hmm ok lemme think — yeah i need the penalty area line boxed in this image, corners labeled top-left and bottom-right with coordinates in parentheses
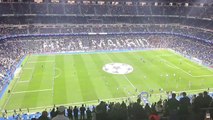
top-left (5, 95), bottom-right (137, 112)
top-left (176, 88), bottom-right (213, 93)
top-left (23, 68), bottom-right (33, 70)
top-left (162, 58), bottom-right (193, 77)
top-left (193, 74), bottom-right (213, 78)
top-left (2, 70), bottom-right (24, 110)
top-left (162, 58), bottom-right (213, 78)
top-left (12, 89), bottom-right (53, 94)
top-left (17, 80), bottom-right (30, 83)
top-left (27, 61), bottom-right (54, 64)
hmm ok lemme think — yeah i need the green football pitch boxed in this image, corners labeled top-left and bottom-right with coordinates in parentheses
top-left (1, 49), bottom-right (213, 112)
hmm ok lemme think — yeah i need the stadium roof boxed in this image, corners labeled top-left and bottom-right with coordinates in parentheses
top-left (1, 0), bottom-right (213, 4)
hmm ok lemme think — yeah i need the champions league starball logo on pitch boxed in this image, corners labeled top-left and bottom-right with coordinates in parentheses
top-left (102, 63), bottom-right (134, 74)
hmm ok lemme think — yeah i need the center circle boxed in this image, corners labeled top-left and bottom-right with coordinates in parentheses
top-left (102, 63), bottom-right (133, 75)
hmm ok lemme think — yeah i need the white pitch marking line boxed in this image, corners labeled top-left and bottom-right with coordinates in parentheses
top-left (193, 74), bottom-right (213, 77)
top-left (169, 50), bottom-right (213, 74)
top-left (157, 54), bottom-right (176, 57)
top-left (28, 66), bottom-right (36, 82)
top-left (176, 88), bottom-right (213, 93)
top-left (163, 59), bottom-right (213, 78)
top-left (147, 88), bottom-right (213, 97)
top-left (23, 68), bottom-right (33, 70)
top-left (14, 87), bottom-right (212, 112)
top-left (52, 60), bottom-right (56, 98)
top-left (17, 81), bottom-right (30, 83)
top-left (54, 68), bottom-right (62, 78)
top-left (28, 61), bottom-right (54, 63)
top-left (162, 58), bottom-right (193, 77)
top-left (163, 60), bottom-right (177, 69)
top-left (3, 62), bottom-right (36, 110)
top-left (2, 71), bottom-right (23, 110)
top-left (6, 95), bottom-right (137, 112)
top-left (123, 75), bottom-right (137, 91)
top-left (12, 89), bottom-right (53, 94)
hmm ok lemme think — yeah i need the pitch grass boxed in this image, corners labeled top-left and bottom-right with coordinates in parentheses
top-left (1, 49), bottom-right (213, 112)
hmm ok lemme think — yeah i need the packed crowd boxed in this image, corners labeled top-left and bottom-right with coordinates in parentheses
top-left (0, 24), bottom-right (212, 41)
top-left (2, 91), bottom-right (213, 120)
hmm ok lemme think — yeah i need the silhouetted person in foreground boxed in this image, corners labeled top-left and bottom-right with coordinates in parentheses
top-left (167, 93), bottom-right (179, 120)
top-left (179, 92), bottom-right (191, 120)
top-left (202, 91), bottom-right (212, 120)
top-left (149, 110), bottom-right (160, 120)
top-left (74, 106), bottom-right (79, 120)
top-left (131, 98), bottom-right (148, 120)
top-left (193, 93), bottom-right (204, 120)
top-left (38, 111), bottom-right (50, 120)
top-left (203, 91), bottom-right (212, 108)
top-left (86, 107), bottom-right (92, 120)
top-left (80, 104), bottom-right (86, 120)
top-left (96, 101), bottom-right (107, 120)
top-left (67, 106), bottom-right (73, 120)
top-left (52, 106), bottom-right (69, 120)
top-left (50, 107), bottom-right (57, 118)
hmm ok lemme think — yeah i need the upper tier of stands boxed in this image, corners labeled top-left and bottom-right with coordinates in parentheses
top-left (0, 1), bottom-right (212, 19)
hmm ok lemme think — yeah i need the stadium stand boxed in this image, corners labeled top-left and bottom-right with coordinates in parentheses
top-left (0, 0), bottom-right (212, 120)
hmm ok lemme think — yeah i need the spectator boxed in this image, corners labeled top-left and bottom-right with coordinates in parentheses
top-left (149, 110), bottom-right (160, 120)
top-left (203, 91), bottom-right (212, 108)
top-left (120, 101), bottom-right (128, 120)
top-left (193, 92), bottom-right (204, 120)
top-left (37, 111), bottom-right (50, 120)
top-left (52, 106), bottom-right (69, 120)
top-left (179, 92), bottom-right (191, 120)
top-left (80, 104), bottom-right (86, 120)
top-left (155, 100), bottom-right (163, 114)
top-left (131, 98), bottom-right (148, 120)
top-left (145, 103), bottom-right (152, 116)
top-left (67, 106), bottom-right (73, 120)
top-left (167, 93), bottom-right (179, 120)
top-left (74, 106), bottom-right (79, 120)
top-left (86, 107), bottom-right (92, 120)
top-left (96, 101), bottom-right (107, 120)
top-left (50, 107), bottom-right (56, 118)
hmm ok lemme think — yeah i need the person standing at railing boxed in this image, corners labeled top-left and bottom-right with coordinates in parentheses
top-left (67, 106), bottom-right (73, 120)
top-left (80, 104), bottom-right (86, 120)
top-left (52, 106), bottom-right (69, 120)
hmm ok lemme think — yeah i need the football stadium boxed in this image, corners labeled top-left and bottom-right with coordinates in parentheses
top-left (0, 0), bottom-right (212, 120)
